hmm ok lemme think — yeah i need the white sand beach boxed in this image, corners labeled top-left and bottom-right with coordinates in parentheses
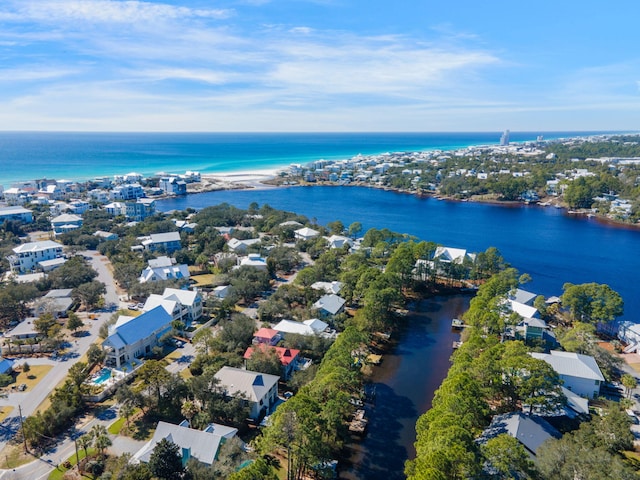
top-left (191, 168), bottom-right (282, 193)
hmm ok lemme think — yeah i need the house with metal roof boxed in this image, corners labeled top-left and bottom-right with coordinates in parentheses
top-left (478, 412), bottom-right (561, 458)
top-left (214, 366), bottom-right (280, 420)
top-left (102, 306), bottom-right (173, 369)
top-left (139, 256), bottom-right (190, 284)
top-left (530, 350), bottom-right (605, 399)
top-left (132, 420), bottom-right (238, 466)
top-left (139, 231), bottom-right (182, 254)
top-left (313, 294), bottom-right (346, 317)
top-left (9, 240), bottom-right (64, 273)
top-left (273, 318), bottom-right (329, 336)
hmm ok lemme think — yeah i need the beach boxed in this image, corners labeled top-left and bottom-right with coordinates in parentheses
top-left (188, 168), bottom-right (281, 193)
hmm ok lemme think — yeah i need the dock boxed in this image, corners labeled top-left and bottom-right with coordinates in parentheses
top-left (451, 318), bottom-right (465, 329)
top-left (349, 409), bottom-right (368, 434)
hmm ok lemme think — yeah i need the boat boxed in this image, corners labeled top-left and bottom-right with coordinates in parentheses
top-left (451, 318), bottom-right (464, 329)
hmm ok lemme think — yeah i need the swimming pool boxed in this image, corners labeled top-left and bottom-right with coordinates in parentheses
top-left (92, 368), bottom-right (112, 385)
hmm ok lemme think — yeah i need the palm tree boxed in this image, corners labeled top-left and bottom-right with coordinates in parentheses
top-left (181, 400), bottom-right (199, 426)
top-left (78, 433), bottom-right (93, 459)
top-left (90, 425), bottom-right (111, 459)
top-left (120, 402), bottom-right (135, 431)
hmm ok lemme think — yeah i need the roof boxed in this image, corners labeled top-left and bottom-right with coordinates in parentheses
top-left (325, 235), bottom-right (353, 248)
top-left (273, 318), bottom-right (328, 336)
top-left (510, 288), bottom-right (537, 306)
top-left (480, 412), bottom-right (561, 455)
top-left (143, 294), bottom-right (179, 315)
top-left (240, 255), bottom-right (267, 268)
top-left (13, 240), bottom-right (62, 254)
top-left (214, 366), bottom-right (279, 403)
top-left (149, 231), bottom-right (181, 243)
top-left (561, 387), bottom-right (590, 416)
top-left (311, 281), bottom-right (344, 294)
top-left (244, 344), bottom-right (301, 366)
top-left (313, 294), bottom-right (346, 315)
top-left (294, 227), bottom-right (320, 237)
top-left (44, 289), bottom-right (73, 298)
top-left (104, 306), bottom-right (172, 348)
top-left (132, 421), bottom-right (237, 465)
top-left (0, 358), bottom-right (15, 374)
top-left (148, 256), bottom-right (174, 268)
top-left (163, 288), bottom-right (199, 307)
top-left (530, 350), bottom-right (605, 382)
top-left (139, 264), bottom-right (189, 283)
top-left (509, 300), bottom-right (538, 319)
top-left (0, 206), bottom-right (32, 215)
top-left (433, 246), bottom-right (468, 263)
top-left (6, 319), bottom-right (38, 337)
top-left (254, 328), bottom-right (280, 340)
top-left (51, 213), bottom-right (82, 224)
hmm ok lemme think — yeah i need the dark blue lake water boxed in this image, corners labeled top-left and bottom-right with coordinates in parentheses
top-left (158, 185), bottom-right (640, 479)
top-left (158, 185), bottom-right (640, 318)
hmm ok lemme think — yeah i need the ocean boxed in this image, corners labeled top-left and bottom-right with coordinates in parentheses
top-left (0, 131), bottom-right (606, 188)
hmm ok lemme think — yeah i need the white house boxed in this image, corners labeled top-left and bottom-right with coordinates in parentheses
top-left (102, 306), bottom-right (173, 369)
top-left (294, 227), bottom-right (320, 241)
top-left (213, 285), bottom-right (232, 299)
top-left (227, 238), bottom-right (261, 254)
top-left (273, 318), bottom-right (329, 336)
top-left (239, 253), bottom-right (268, 270)
top-left (432, 246), bottom-right (476, 264)
top-left (132, 420), bottom-right (238, 466)
top-left (311, 281), bottom-right (344, 295)
top-left (139, 257), bottom-right (190, 284)
top-left (530, 350), bottom-right (605, 399)
top-left (110, 183), bottom-right (144, 201)
top-left (143, 287), bottom-right (203, 324)
top-left (213, 366), bottom-right (280, 420)
top-left (0, 206), bottom-right (33, 224)
top-left (325, 235), bottom-right (353, 249)
top-left (51, 213), bottom-right (83, 235)
top-left (9, 240), bottom-right (64, 273)
top-left (139, 232), bottom-right (182, 254)
top-left (159, 177), bottom-right (187, 196)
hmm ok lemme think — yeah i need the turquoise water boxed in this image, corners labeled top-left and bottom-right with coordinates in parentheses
top-left (0, 131), bottom-right (607, 187)
top-left (92, 368), bottom-right (112, 385)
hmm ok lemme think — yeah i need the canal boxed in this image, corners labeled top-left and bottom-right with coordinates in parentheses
top-left (341, 294), bottom-right (471, 480)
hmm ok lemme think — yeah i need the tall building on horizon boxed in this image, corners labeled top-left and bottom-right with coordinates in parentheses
top-left (500, 129), bottom-right (510, 146)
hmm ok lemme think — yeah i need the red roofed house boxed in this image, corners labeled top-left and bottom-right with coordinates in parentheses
top-left (244, 344), bottom-right (301, 379)
top-left (252, 328), bottom-right (282, 346)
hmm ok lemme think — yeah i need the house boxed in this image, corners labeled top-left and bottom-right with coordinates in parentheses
top-left (514, 317), bottom-right (557, 347)
top-left (509, 288), bottom-right (537, 306)
top-left (227, 238), bottom-right (261, 254)
top-left (5, 319), bottom-right (39, 340)
top-left (507, 300), bottom-right (539, 319)
top-left (9, 240), bottom-right (64, 273)
top-left (94, 230), bottom-right (119, 242)
top-left (51, 213), bottom-right (83, 235)
top-left (68, 200), bottom-right (91, 215)
top-left (143, 288), bottom-right (203, 324)
top-left (139, 257), bottom-right (190, 284)
top-left (0, 358), bottom-right (15, 375)
top-left (213, 285), bottom-right (232, 299)
top-left (104, 201), bottom-right (127, 217)
top-left (325, 235), bottom-right (353, 249)
top-left (273, 318), bottom-right (329, 337)
top-left (213, 366), bottom-right (280, 420)
top-left (102, 306), bottom-right (173, 369)
top-left (294, 227), bottom-right (320, 241)
top-left (239, 253), bottom-right (268, 270)
top-left (530, 350), bottom-right (605, 399)
top-left (132, 420), bottom-right (238, 466)
top-left (109, 183), bottom-right (144, 201)
top-left (159, 177), bottom-right (187, 196)
top-left (433, 246), bottom-right (476, 264)
top-left (478, 412), bottom-right (561, 458)
top-left (253, 328), bottom-right (282, 346)
top-left (35, 289), bottom-right (75, 318)
top-left (313, 294), bottom-right (346, 317)
top-left (311, 281), bottom-right (344, 295)
top-left (140, 232), bottom-right (182, 254)
top-left (126, 198), bottom-right (156, 221)
top-left (0, 206), bottom-right (33, 224)
top-left (244, 344), bottom-right (301, 379)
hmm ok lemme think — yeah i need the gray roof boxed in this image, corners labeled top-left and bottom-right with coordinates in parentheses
top-left (149, 231), bottom-right (181, 243)
top-left (214, 366), bottom-right (279, 403)
top-left (530, 350), bottom-right (605, 382)
top-left (313, 294), bottom-right (346, 315)
top-left (510, 288), bottom-right (537, 305)
top-left (13, 240), bottom-right (62, 254)
top-left (480, 412), bottom-right (561, 455)
top-left (133, 421), bottom-right (237, 465)
top-left (44, 289), bottom-right (73, 298)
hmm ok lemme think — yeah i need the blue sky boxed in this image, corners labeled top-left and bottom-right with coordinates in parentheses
top-left (0, 0), bottom-right (638, 132)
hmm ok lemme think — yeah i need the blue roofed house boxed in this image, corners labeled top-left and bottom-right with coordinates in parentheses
top-left (101, 306), bottom-right (173, 369)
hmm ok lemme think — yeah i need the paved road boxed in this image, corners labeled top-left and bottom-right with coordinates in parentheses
top-left (0, 251), bottom-right (122, 477)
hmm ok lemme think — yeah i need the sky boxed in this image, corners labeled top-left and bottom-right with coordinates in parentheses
top-left (0, 0), bottom-right (639, 132)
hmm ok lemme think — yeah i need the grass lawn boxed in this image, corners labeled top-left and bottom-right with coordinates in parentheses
top-left (14, 364), bottom-right (53, 392)
top-left (191, 273), bottom-right (216, 287)
top-left (108, 407), bottom-right (141, 435)
top-left (0, 406), bottom-right (14, 422)
top-left (48, 448), bottom-right (97, 480)
top-left (0, 443), bottom-right (34, 469)
top-left (180, 368), bottom-right (193, 380)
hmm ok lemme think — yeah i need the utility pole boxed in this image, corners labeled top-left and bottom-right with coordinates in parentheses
top-left (18, 405), bottom-right (28, 454)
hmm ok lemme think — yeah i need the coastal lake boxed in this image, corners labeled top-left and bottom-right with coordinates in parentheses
top-left (157, 185), bottom-right (640, 476)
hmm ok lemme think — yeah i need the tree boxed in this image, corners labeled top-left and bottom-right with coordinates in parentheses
top-left (148, 438), bottom-right (186, 480)
top-left (245, 345), bottom-right (282, 377)
top-left (66, 312), bottom-right (84, 334)
top-left (78, 433), bottom-right (93, 458)
top-left (22, 362), bottom-right (30, 373)
top-left (91, 424), bottom-right (112, 459)
top-left (181, 400), bottom-right (199, 425)
top-left (621, 373), bottom-right (637, 399)
top-left (348, 221), bottom-right (362, 239)
top-left (120, 402), bottom-right (135, 430)
top-left (34, 312), bottom-right (57, 337)
top-left (72, 280), bottom-right (107, 311)
top-left (87, 344), bottom-right (106, 365)
top-left (136, 360), bottom-right (171, 405)
top-left (561, 282), bottom-right (623, 324)
top-left (47, 256), bottom-right (98, 289)
top-left (481, 434), bottom-right (537, 479)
